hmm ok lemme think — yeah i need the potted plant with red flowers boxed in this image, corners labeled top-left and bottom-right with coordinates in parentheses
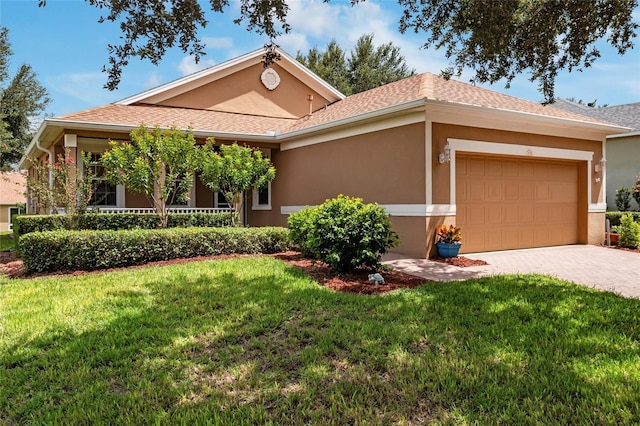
top-left (435, 224), bottom-right (462, 258)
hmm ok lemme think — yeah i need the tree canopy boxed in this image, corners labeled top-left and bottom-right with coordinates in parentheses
top-left (198, 141), bottom-right (275, 226)
top-left (38, 0), bottom-right (638, 102)
top-left (101, 126), bottom-right (199, 227)
top-left (0, 27), bottom-right (50, 170)
top-left (296, 34), bottom-right (415, 95)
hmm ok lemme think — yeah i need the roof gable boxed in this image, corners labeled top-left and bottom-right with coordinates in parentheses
top-left (116, 48), bottom-right (345, 119)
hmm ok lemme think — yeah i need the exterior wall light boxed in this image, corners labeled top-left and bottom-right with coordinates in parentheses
top-left (439, 142), bottom-right (451, 164)
top-left (595, 157), bottom-right (606, 173)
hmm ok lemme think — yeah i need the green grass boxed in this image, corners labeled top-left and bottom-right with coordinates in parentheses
top-left (1, 257), bottom-right (639, 424)
top-left (0, 232), bottom-right (13, 251)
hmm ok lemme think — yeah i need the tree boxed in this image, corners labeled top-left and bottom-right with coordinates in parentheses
top-left (297, 35), bottom-right (415, 95)
top-left (38, 1), bottom-right (637, 103)
top-left (26, 148), bottom-right (97, 227)
top-left (397, 0), bottom-right (638, 103)
top-left (0, 27), bottom-right (50, 170)
top-left (101, 126), bottom-right (199, 228)
top-left (296, 40), bottom-right (351, 95)
top-left (198, 141), bottom-right (275, 226)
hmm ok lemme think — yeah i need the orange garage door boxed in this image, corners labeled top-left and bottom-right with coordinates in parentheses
top-left (456, 155), bottom-right (579, 253)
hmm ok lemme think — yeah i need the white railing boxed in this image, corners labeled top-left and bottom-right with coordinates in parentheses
top-left (98, 207), bottom-right (233, 214)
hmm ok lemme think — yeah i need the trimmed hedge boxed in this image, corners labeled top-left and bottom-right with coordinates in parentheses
top-left (606, 211), bottom-right (640, 227)
top-left (20, 226), bottom-right (290, 273)
top-left (14, 212), bottom-right (236, 247)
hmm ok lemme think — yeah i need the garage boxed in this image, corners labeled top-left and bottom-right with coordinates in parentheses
top-left (456, 154), bottom-right (580, 253)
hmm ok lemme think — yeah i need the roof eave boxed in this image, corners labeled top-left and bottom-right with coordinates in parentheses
top-left (425, 99), bottom-right (630, 135)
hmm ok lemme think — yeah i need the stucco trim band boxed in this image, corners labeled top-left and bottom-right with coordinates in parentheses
top-left (281, 204), bottom-right (455, 217)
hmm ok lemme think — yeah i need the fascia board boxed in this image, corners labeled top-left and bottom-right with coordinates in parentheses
top-left (607, 130), bottom-right (640, 139)
top-left (427, 99), bottom-right (631, 135)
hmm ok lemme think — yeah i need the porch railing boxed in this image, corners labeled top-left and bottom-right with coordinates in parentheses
top-left (98, 207), bottom-right (233, 214)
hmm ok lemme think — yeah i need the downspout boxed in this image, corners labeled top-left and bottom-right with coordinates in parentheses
top-left (35, 138), bottom-right (54, 214)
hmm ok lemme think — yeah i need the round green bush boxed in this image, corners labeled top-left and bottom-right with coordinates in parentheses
top-left (288, 195), bottom-right (398, 273)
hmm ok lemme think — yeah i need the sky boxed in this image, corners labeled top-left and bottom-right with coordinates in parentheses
top-left (0, 0), bottom-right (639, 120)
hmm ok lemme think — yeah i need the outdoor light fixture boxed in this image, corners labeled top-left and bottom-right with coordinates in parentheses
top-left (595, 157), bottom-right (606, 173)
top-left (439, 142), bottom-right (451, 164)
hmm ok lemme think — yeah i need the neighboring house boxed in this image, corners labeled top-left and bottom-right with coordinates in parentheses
top-left (554, 99), bottom-right (640, 211)
top-left (0, 172), bottom-right (26, 232)
top-left (19, 48), bottom-right (627, 257)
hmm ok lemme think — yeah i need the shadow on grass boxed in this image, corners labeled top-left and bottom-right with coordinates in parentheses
top-left (2, 258), bottom-right (640, 424)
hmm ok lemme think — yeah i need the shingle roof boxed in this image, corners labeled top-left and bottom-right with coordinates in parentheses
top-left (285, 73), bottom-right (608, 132)
top-left (57, 73), bottom-right (617, 137)
top-left (0, 172), bottom-right (26, 205)
top-left (59, 104), bottom-right (297, 135)
top-left (553, 99), bottom-right (640, 131)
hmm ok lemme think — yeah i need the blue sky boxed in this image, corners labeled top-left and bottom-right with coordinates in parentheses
top-left (1, 0), bottom-right (639, 119)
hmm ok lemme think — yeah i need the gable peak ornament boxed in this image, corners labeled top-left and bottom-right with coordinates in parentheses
top-left (261, 68), bottom-right (280, 90)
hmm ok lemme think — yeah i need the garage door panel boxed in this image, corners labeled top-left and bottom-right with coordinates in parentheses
top-left (457, 155), bottom-right (579, 253)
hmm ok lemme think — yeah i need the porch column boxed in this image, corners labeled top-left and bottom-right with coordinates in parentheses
top-left (64, 134), bottom-right (78, 181)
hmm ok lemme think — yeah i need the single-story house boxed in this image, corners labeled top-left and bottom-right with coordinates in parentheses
top-left (0, 171), bottom-right (26, 231)
top-left (19, 48), bottom-right (628, 257)
top-left (553, 99), bottom-right (640, 211)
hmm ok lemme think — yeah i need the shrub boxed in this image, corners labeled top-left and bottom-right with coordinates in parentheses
top-left (606, 211), bottom-right (640, 227)
top-left (618, 213), bottom-right (640, 249)
top-left (287, 206), bottom-right (315, 255)
top-left (615, 186), bottom-right (632, 211)
top-left (14, 212), bottom-right (236, 251)
top-left (633, 176), bottom-right (640, 208)
top-left (288, 195), bottom-right (398, 273)
top-left (20, 226), bottom-right (290, 273)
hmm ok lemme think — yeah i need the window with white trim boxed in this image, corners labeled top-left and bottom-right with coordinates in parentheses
top-left (88, 153), bottom-right (117, 206)
top-left (252, 148), bottom-right (272, 210)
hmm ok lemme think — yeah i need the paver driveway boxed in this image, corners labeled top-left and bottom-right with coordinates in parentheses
top-left (383, 245), bottom-right (640, 299)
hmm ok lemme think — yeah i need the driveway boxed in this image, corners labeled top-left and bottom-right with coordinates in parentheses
top-left (383, 245), bottom-right (640, 299)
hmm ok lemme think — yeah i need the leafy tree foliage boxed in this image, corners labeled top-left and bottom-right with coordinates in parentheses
top-left (297, 34), bottom-right (415, 95)
top-left (0, 27), bottom-right (50, 169)
top-left (398, 0), bottom-right (638, 102)
top-left (39, 1), bottom-right (637, 103)
top-left (296, 40), bottom-right (352, 95)
top-left (26, 149), bottom-right (97, 227)
top-left (101, 126), bottom-right (199, 227)
top-left (198, 141), bottom-right (275, 226)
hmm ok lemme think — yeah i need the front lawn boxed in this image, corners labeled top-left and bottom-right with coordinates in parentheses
top-left (1, 257), bottom-right (639, 424)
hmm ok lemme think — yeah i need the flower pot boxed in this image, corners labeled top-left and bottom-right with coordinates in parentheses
top-left (610, 232), bottom-right (619, 245)
top-left (436, 242), bottom-right (462, 258)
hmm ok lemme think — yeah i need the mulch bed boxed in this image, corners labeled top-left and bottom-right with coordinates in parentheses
top-left (0, 250), bottom-right (487, 295)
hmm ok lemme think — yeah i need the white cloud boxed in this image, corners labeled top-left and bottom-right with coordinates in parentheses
top-left (202, 36), bottom-right (234, 49)
top-left (275, 0), bottom-right (448, 75)
top-left (177, 56), bottom-right (217, 76)
top-left (142, 71), bottom-right (163, 89)
top-left (47, 72), bottom-right (121, 108)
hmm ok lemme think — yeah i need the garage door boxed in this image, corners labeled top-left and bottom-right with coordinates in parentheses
top-left (456, 155), bottom-right (579, 253)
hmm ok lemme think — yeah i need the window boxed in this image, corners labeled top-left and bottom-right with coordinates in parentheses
top-left (88, 153), bottom-right (117, 206)
top-left (214, 191), bottom-right (230, 209)
top-left (252, 148), bottom-right (272, 211)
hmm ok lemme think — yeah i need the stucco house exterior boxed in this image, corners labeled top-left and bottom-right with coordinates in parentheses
top-left (19, 48), bottom-right (627, 257)
top-left (553, 99), bottom-right (640, 211)
top-left (0, 172), bottom-right (26, 232)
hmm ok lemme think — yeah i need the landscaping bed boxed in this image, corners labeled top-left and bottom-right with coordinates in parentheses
top-left (0, 250), bottom-right (487, 294)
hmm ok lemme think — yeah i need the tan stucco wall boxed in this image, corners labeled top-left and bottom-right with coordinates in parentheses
top-left (0, 206), bottom-right (10, 232)
top-left (606, 135), bottom-right (640, 211)
top-left (588, 212), bottom-right (606, 245)
top-left (155, 63), bottom-right (333, 119)
top-left (248, 123), bottom-right (426, 255)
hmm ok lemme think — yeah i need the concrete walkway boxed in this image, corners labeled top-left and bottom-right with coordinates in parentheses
top-left (383, 245), bottom-right (640, 299)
